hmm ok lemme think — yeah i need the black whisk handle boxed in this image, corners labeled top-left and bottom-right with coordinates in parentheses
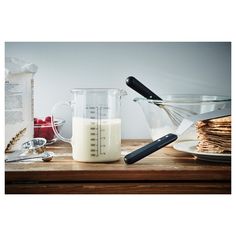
top-left (124, 133), bottom-right (178, 164)
top-left (126, 76), bottom-right (162, 100)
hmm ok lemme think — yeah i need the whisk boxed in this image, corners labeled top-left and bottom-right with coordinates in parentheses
top-left (126, 76), bottom-right (197, 126)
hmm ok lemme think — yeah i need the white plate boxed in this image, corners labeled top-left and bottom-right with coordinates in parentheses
top-left (173, 141), bottom-right (231, 163)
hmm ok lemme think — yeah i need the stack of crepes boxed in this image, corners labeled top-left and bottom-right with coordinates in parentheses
top-left (195, 116), bottom-right (231, 153)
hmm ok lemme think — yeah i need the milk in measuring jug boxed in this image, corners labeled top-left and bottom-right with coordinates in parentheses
top-left (72, 117), bottom-right (121, 162)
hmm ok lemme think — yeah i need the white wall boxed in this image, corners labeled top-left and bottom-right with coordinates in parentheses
top-left (5, 42), bottom-right (231, 139)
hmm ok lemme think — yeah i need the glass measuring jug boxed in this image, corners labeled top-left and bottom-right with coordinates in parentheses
top-left (51, 89), bottom-right (126, 162)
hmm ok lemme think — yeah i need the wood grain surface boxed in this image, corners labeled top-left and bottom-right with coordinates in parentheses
top-left (5, 140), bottom-right (231, 194)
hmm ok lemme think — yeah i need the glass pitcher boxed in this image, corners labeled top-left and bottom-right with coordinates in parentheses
top-left (51, 88), bottom-right (126, 162)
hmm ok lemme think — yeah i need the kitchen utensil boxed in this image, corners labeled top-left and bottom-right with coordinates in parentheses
top-left (21, 137), bottom-right (47, 153)
top-left (173, 141), bottom-right (231, 163)
top-left (124, 107), bottom-right (231, 164)
top-left (126, 76), bottom-right (197, 126)
top-left (5, 138), bottom-right (53, 162)
top-left (134, 95), bottom-right (231, 142)
top-left (5, 151), bottom-right (54, 162)
top-left (51, 88), bottom-right (127, 162)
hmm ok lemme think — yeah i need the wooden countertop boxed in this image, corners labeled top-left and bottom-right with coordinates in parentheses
top-left (5, 140), bottom-right (231, 194)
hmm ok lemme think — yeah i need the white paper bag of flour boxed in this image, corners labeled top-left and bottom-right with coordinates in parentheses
top-left (5, 57), bottom-right (38, 152)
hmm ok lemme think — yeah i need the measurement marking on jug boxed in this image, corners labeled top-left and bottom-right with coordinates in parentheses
top-left (100, 107), bottom-right (103, 155)
top-left (89, 106), bottom-right (108, 158)
top-left (96, 106), bottom-right (99, 157)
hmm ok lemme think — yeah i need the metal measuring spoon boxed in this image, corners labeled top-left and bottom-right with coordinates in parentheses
top-left (5, 138), bottom-right (54, 162)
top-left (41, 151), bottom-right (54, 162)
top-left (5, 151), bottom-right (54, 162)
top-left (22, 138), bottom-right (47, 154)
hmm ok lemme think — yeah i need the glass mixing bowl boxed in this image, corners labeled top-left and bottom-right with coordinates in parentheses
top-left (134, 95), bottom-right (231, 143)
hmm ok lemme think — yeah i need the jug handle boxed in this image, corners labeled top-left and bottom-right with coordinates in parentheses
top-left (51, 101), bottom-right (71, 144)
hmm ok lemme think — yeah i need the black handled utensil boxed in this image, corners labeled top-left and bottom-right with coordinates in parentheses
top-left (124, 107), bottom-right (231, 164)
top-left (126, 76), bottom-right (198, 126)
top-left (124, 133), bottom-right (177, 164)
top-left (126, 76), bottom-right (162, 100)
